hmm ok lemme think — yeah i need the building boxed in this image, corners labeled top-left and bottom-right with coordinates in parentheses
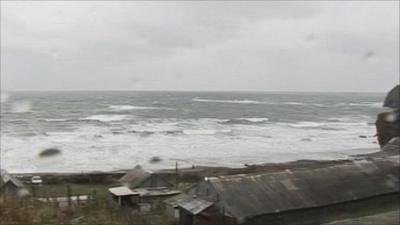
top-left (164, 193), bottom-right (193, 221)
top-left (0, 169), bottom-right (29, 199)
top-left (109, 166), bottom-right (180, 208)
top-left (119, 166), bottom-right (174, 189)
top-left (108, 186), bottom-right (138, 207)
top-left (175, 156), bottom-right (399, 225)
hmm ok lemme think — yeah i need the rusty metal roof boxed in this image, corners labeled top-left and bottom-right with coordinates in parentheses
top-left (200, 157), bottom-right (399, 221)
top-left (179, 198), bottom-right (214, 215)
top-left (108, 186), bottom-right (137, 196)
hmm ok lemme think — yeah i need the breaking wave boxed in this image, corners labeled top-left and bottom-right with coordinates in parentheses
top-left (109, 105), bottom-right (163, 111)
top-left (335, 102), bottom-right (382, 108)
top-left (283, 102), bottom-right (304, 105)
top-left (192, 98), bottom-right (265, 104)
top-left (81, 114), bottom-right (131, 122)
top-left (348, 102), bottom-right (382, 108)
top-left (40, 118), bottom-right (70, 122)
top-left (182, 129), bottom-right (232, 135)
top-left (221, 118), bottom-right (269, 125)
top-left (280, 121), bottom-right (326, 128)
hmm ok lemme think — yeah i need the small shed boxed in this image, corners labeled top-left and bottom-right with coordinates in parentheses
top-left (176, 157), bottom-right (400, 225)
top-left (383, 85), bottom-right (399, 109)
top-left (108, 186), bottom-right (139, 207)
top-left (0, 169), bottom-right (28, 199)
top-left (119, 166), bottom-right (173, 189)
top-left (109, 185), bottom-right (180, 208)
top-left (178, 198), bottom-right (215, 225)
top-left (164, 193), bottom-right (193, 220)
top-left (112, 166), bottom-right (179, 208)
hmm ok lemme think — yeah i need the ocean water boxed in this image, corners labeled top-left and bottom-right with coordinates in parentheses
top-left (0, 91), bottom-right (387, 173)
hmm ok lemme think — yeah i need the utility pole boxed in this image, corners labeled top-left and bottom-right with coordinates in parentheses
top-left (175, 161), bottom-right (179, 190)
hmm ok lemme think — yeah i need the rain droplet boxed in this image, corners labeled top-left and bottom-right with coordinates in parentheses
top-left (304, 33), bottom-right (315, 42)
top-left (149, 156), bottom-right (162, 163)
top-left (11, 101), bottom-right (32, 113)
top-left (39, 148), bottom-right (62, 158)
top-left (0, 92), bottom-right (10, 103)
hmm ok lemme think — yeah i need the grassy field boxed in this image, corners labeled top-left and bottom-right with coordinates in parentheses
top-left (0, 196), bottom-right (174, 225)
top-left (28, 183), bottom-right (110, 200)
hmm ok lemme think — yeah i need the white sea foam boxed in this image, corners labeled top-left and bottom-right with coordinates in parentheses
top-left (283, 102), bottom-right (304, 105)
top-left (81, 114), bottom-right (130, 122)
top-left (1, 117), bottom-right (379, 173)
top-left (1, 92), bottom-right (383, 173)
top-left (221, 118), bottom-right (270, 125)
top-left (334, 102), bottom-right (382, 108)
top-left (193, 99), bottom-right (328, 107)
top-left (239, 118), bottom-right (269, 122)
top-left (348, 102), bottom-right (382, 108)
top-left (41, 118), bottom-right (69, 122)
top-left (183, 129), bottom-right (231, 135)
top-left (109, 105), bottom-right (163, 111)
top-left (192, 98), bottom-right (264, 104)
top-left (1, 92), bottom-right (10, 103)
top-left (11, 101), bottom-right (32, 113)
top-left (279, 121), bottom-right (325, 128)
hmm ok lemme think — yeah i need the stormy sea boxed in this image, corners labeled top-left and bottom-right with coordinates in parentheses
top-left (0, 91), bottom-right (387, 173)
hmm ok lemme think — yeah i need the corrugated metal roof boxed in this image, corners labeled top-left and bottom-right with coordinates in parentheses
top-left (199, 157), bottom-right (399, 221)
top-left (108, 186), bottom-right (137, 196)
top-left (164, 193), bottom-right (192, 208)
top-left (132, 187), bottom-right (180, 197)
top-left (179, 198), bottom-right (214, 215)
top-left (119, 166), bottom-right (173, 189)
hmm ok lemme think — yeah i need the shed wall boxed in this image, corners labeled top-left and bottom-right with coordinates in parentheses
top-left (243, 192), bottom-right (399, 225)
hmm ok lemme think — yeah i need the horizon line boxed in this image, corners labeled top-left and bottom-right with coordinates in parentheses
top-left (2, 89), bottom-right (388, 94)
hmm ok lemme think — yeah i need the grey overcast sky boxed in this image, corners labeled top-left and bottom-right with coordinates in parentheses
top-left (1, 1), bottom-right (399, 92)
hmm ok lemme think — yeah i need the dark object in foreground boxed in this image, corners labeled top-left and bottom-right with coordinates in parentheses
top-left (376, 111), bottom-right (400, 147)
top-left (39, 148), bottom-right (61, 157)
top-left (175, 156), bottom-right (399, 225)
top-left (376, 85), bottom-right (400, 147)
top-left (383, 85), bottom-right (399, 108)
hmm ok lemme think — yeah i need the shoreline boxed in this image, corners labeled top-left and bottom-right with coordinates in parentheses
top-left (9, 158), bottom-right (357, 185)
top-left (11, 143), bottom-right (399, 185)
top-left (7, 146), bottom-right (381, 176)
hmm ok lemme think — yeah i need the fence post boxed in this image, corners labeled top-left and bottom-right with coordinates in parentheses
top-left (67, 185), bottom-right (71, 207)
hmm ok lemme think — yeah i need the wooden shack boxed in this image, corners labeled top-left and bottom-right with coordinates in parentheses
top-left (109, 166), bottom-right (179, 208)
top-left (164, 193), bottom-right (194, 221)
top-left (175, 156), bottom-right (400, 225)
top-left (119, 166), bottom-right (174, 189)
top-left (109, 186), bottom-right (139, 207)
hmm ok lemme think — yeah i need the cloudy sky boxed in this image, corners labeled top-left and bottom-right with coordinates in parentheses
top-left (1, 1), bottom-right (399, 92)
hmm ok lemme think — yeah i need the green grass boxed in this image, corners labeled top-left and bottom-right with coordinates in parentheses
top-left (1, 196), bottom-right (174, 225)
top-left (28, 183), bottom-right (109, 200)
